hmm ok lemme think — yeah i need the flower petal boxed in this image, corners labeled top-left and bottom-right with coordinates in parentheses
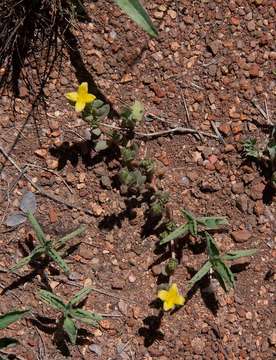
top-left (78, 82), bottom-right (88, 97)
top-left (84, 94), bottom-right (96, 103)
top-left (174, 294), bottom-right (185, 306)
top-left (66, 92), bottom-right (78, 102)
top-left (158, 290), bottom-right (169, 301)
top-left (163, 300), bottom-right (175, 311)
top-left (169, 283), bottom-right (179, 297)
top-left (75, 100), bottom-right (86, 112)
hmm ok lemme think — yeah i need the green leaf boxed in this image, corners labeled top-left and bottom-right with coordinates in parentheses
top-left (69, 288), bottom-right (92, 306)
top-left (38, 290), bottom-right (66, 312)
top-left (95, 140), bottom-right (109, 152)
top-left (91, 128), bottom-right (101, 137)
top-left (118, 168), bottom-right (131, 185)
top-left (0, 309), bottom-right (30, 329)
top-left (205, 232), bottom-right (220, 258)
top-left (188, 219), bottom-right (197, 236)
top-left (0, 337), bottom-right (18, 349)
top-left (63, 317), bottom-right (77, 345)
top-left (92, 100), bottom-right (104, 109)
top-left (121, 144), bottom-right (138, 165)
top-left (95, 104), bottom-right (110, 120)
top-left (131, 100), bottom-right (144, 122)
top-left (222, 249), bottom-right (257, 261)
top-left (48, 248), bottom-right (70, 274)
top-left (181, 208), bottom-right (195, 222)
top-left (212, 259), bottom-right (235, 291)
top-left (159, 223), bottom-right (189, 245)
top-left (27, 212), bottom-right (46, 245)
top-left (114, 0), bottom-right (158, 37)
top-left (197, 216), bottom-right (228, 229)
top-left (243, 139), bottom-right (260, 159)
top-left (70, 309), bottom-right (102, 326)
top-left (55, 225), bottom-right (85, 249)
top-left (10, 245), bottom-right (44, 272)
top-left (187, 261), bottom-right (212, 289)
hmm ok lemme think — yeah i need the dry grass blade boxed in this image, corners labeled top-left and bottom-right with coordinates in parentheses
top-left (0, 0), bottom-right (76, 97)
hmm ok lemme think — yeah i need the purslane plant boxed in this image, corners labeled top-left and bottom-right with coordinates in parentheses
top-left (38, 288), bottom-right (102, 344)
top-left (10, 212), bottom-right (85, 274)
top-left (66, 87), bottom-right (157, 195)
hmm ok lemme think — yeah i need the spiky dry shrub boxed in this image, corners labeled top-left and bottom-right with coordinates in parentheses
top-left (0, 0), bottom-right (82, 97)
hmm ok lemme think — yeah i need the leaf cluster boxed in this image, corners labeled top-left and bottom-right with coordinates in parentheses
top-left (39, 288), bottom-right (102, 344)
top-left (10, 212), bottom-right (85, 274)
top-left (159, 209), bottom-right (228, 245)
top-left (188, 232), bottom-right (256, 292)
top-left (149, 191), bottom-right (170, 218)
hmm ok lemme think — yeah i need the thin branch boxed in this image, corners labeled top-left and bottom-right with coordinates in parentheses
top-left (134, 127), bottom-right (219, 140)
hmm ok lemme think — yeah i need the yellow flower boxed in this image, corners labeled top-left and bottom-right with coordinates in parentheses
top-left (66, 82), bottom-right (96, 112)
top-left (158, 283), bottom-right (185, 311)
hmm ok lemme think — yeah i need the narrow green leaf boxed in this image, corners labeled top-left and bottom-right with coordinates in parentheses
top-left (0, 337), bottom-right (18, 349)
top-left (206, 232), bottom-right (220, 258)
top-left (63, 317), bottom-right (77, 344)
top-left (187, 261), bottom-right (211, 289)
top-left (10, 245), bottom-right (44, 271)
top-left (159, 223), bottom-right (189, 245)
top-left (55, 226), bottom-right (85, 249)
top-left (70, 309), bottom-right (102, 326)
top-left (197, 216), bottom-right (228, 229)
top-left (114, 0), bottom-right (158, 37)
top-left (188, 219), bottom-right (197, 236)
top-left (212, 259), bottom-right (235, 291)
top-left (48, 248), bottom-right (69, 274)
top-left (27, 212), bottom-right (46, 245)
top-left (38, 290), bottom-right (66, 312)
top-left (181, 208), bottom-right (195, 222)
top-left (0, 309), bottom-right (30, 329)
top-left (222, 249), bottom-right (257, 261)
top-left (69, 288), bottom-right (92, 306)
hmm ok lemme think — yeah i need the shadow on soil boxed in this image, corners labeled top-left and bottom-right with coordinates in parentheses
top-left (138, 312), bottom-right (164, 347)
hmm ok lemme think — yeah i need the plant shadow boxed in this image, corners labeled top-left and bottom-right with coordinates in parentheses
top-left (64, 28), bottom-right (118, 117)
top-left (138, 313), bottom-right (164, 347)
top-left (49, 140), bottom-right (120, 170)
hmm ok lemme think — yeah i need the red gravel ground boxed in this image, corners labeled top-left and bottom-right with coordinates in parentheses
top-left (0, 0), bottom-right (275, 359)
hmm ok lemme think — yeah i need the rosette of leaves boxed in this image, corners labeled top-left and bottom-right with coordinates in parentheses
top-left (149, 191), bottom-right (169, 218)
top-left (38, 288), bottom-right (102, 344)
top-left (118, 168), bottom-right (147, 194)
top-left (10, 212), bottom-right (85, 274)
top-left (187, 232), bottom-right (256, 292)
top-left (121, 143), bottom-right (139, 166)
top-left (140, 158), bottom-right (155, 182)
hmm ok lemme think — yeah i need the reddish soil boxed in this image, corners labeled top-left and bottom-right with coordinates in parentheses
top-left (0, 0), bottom-right (275, 359)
